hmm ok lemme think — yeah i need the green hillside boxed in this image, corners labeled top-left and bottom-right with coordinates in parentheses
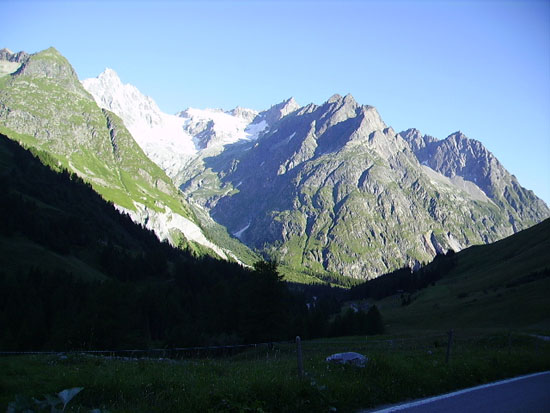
top-left (0, 133), bottom-right (179, 279)
top-left (0, 133), bottom-right (374, 351)
top-left (0, 133), bottom-right (296, 350)
top-left (351, 218), bottom-right (550, 331)
top-left (0, 49), bottom-right (181, 213)
top-left (0, 47), bottom-right (261, 262)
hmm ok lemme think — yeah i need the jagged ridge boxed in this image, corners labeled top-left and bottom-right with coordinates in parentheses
top-left (179, 94), bottom-right (549, 279)
top-left (3, 47), bottom-right (548, 280)
top-left (0, 47), bottom-right (244, 260)
top-left (399, 128), bottom-right (550, 230)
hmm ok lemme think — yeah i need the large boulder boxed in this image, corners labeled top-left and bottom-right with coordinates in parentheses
top-left (326, 352), bottom-right (368, 367)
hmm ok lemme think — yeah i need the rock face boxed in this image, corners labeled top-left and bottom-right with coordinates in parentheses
top-left (83, 68), bottom-right (279, 183)
top-left (178, 94), bottom-right (549, 279)
top-left (399, 129), bottom-right (549, 230)
top-left (0, 48), bottom-right (29, 63)
top-left (0, 48), bottom-right (239, 259)
top-left (4, 47), bottom-right (547, 280)
top-left (82, 68), bottom-right (197, 179)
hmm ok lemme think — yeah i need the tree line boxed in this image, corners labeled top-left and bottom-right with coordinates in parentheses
top-left (348, 251), bottom-right (457, 301)
top-left (0, 134), bottom-right (384, 351)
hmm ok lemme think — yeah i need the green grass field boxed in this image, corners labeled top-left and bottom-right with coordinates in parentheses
top-left (374, 219), bottom-right (550, 333)
top-left (2, 331), bottom-right (549, 412)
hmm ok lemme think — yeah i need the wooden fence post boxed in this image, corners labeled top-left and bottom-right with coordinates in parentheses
top-left (296, 336), bottom-right (304, 378)
top-left (445, 329), bottom-right (454, 364)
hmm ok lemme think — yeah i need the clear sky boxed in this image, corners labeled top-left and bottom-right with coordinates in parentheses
top-left (3, 0), bottom-right (550, 204)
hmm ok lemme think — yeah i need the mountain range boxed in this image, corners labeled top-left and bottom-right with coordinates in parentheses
top-left (0, 47), bottom-right (256, 264)
top-left (1, 47), bottom-right (548, 281)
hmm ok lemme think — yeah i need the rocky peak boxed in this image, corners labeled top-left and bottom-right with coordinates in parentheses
top-left (228, 106), bottom-right (258, 123)
top-left (399, 128), bottom-right (438, 152)
top-left (400, 128), bottom-right (423, 141)
top-left (358, 105), bottom-right (385, 130)
top-left (441, 131), bottom-right (488, 158)
top-left (404, 129), bottom-right (550, 222)
top-left (446, 130), bottom-right (468, 145)
top-left (83, 68), bottom-right (162, 127)
top-left (448, 130), bottom-right (467, 140)
top-left (406, 129), bottom-right (498, 183)
top-left (324, 93), bottom-right (358, 109)
top-left (315, 93), bottom-right (362, 134)
top-left (0, 48), bottom-right (29, 63)
top-left (13, 47), bottom-right (83, 95)
top-left (343, 93), bottom-right (357, 105)
top-left (255, 97), bottom-right (300, 126)
top-left (280, 97), bottom-right (300, 116)
top-left (327, 93), bottom-right (342, 104)
top-left (96, 67), bottom-right (123, 86)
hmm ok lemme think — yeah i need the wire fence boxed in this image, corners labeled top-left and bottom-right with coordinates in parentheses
top-left (1, 330), bottom-right (548, 366)
top-left (0, 341), bottom-right (292, 360)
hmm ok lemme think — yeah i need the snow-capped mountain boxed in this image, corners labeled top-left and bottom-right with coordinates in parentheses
top-left (82, 69), bottom-right (304, 186)
top-left (0, 48), bottom-right (261, 262)
top-left (177, 107), bottom-right (266, 150)
top-left (80, 65), bottom-right (549, 280)
top-left (82, 69), bottom-right (197, 179)
top-left (82, 69), bottom-right (282, 179)
top-left (177, 93), bottom-right (550, 278)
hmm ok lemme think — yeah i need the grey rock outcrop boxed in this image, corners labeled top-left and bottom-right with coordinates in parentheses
top-left (326, 352), bottom-right (368, 367)
top-left (180, 94), bottom-right (549, 279)
top-left (0, 48), bottom-right (29, 63)
top-left (400, 129), bottom-right (550, 228)
top-left (254, 97), bottom-right (301, 126)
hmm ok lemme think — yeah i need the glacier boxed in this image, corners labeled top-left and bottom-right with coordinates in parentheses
top-left (82, 69), bottom-right (198, 179)
top-left (81, 68), bottom-right (270, 259)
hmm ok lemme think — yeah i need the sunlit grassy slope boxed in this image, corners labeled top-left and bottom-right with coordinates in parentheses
top-left (0, 133), bottom-right (181, 280)
top-left (375, 219), bottom-right (550, 332)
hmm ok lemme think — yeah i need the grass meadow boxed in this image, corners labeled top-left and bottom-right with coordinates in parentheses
top-left (2, 330), bottom-right (549, 412)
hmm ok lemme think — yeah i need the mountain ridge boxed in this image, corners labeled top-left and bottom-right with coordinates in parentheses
top-left (80, 60), bottom-right (549, 279)
top-left (0, 47), bottom-right (255, 263)
top-left (3, 47), bottom-right (548, 281)
top-left (399, 128), bottom-right (549, 230)
top-left (176, 93), bottom-right (548, 278)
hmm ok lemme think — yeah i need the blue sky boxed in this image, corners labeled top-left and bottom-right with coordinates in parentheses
top-left (3, 0), bottom-right (550, 204)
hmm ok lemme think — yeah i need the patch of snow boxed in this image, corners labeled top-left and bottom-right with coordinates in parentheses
top-left (178, 108), bottom-right (267, 149)
top-left (245, 120), bottom-right (268, 139)
top-left (115, 203), bottom-right (227, 259)
top-left (446, 232), bottom-right (462, 252)
top-left (82, 69), bottom-right (197, 179)
top-left (0, 61), bottom-right (22, 76)
top-left (233, 222), bottom-right (251, 239)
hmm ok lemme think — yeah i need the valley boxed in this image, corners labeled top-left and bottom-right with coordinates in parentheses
top-left (81, 58), bottom-right (548, 280)
top-left (1, 46), bottom-right (549, 412)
